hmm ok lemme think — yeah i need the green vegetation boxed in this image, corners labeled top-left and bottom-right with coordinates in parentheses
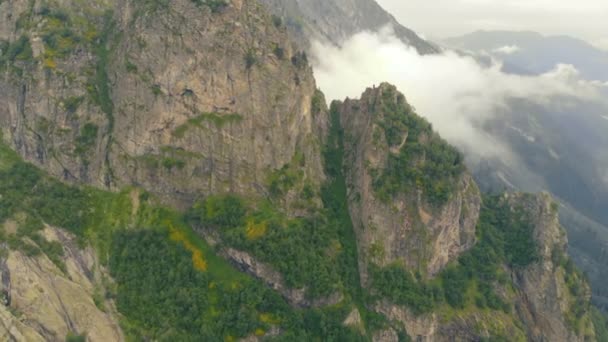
top-left (0, 36), bottom-right (33, 64)
top-left (371, 88), bottom-right (465, 206)
top-left (0, 140), bottom-right (364, 340)
top-left (311, 90), bottom-right (324, 116)
top-left (188, 196), bottom-right (342, 298)
top-left (74, 123), bottom-right (99, 156)
top-left (273, 44), bottom-right (285, 60)
top-left (191, 0), bottom-right (228, 12)
top-left (370, 195), bottom-right (539, 314)
top-left (267, 155), bottom-right (305, 198)
top-left (65, 332), bottom-right (86, 342)
top-left (150, 84), bottom-right (162, 96)
top-left (172, 112), bottom-right (243, 138)
top-left (245, 49), bottom-right (257, 69)
top-left (591, 307), bottom-right (608, 342)
top-left (555, 248), bottom-right (592, 333)
top-left (87, 10), bottom-right (115, 123)
top-left (111, 229), bottom-right (280, 340)
top-left (39, 8), bottom-right (82, 64)
top-left (272, 14), bottom-right (283, 28)
top-left (322, 103), bottom-right (365, 300)
top-left (370, 264), bottom-right (438, 314)
top-left (62, 96), bottom-right (85, 114)
top-left (291, 51), bottom-right (308, 69)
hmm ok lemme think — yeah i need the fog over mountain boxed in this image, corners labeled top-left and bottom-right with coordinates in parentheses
top-left (444, 31), bottom-right (608, 81)
top-left (376, 0), bottom-right (608, 50)
top-left (312, 26), bottom-right (608, 311)
top-left (312, 27), bottom-right (606, 165)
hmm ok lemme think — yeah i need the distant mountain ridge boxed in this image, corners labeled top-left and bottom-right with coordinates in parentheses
top-left (444, 30), bottom-right (608, 313)
top-left (444, 30), bottom-right (608, 81)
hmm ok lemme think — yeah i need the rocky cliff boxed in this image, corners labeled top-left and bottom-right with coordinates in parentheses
top-left (336, 84), bottom-right (480, 282)
top-left (258, 0), bottom-right (439, 54)
top-left (370, 193), bottom-right (595, 341)
top-left (0, 0), bottom-right (602, 340)
top-left (1, 0), bottom-right (327, 207)
top-left (0, 225), bottom-right (122, 342)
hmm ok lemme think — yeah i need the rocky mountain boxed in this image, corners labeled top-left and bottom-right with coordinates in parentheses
top-left (0, 0), bottom-right (604, 341)
top-left (1, 0), bottom-right (326, 208)
top-left (258, 0), bottom-right (439, 54)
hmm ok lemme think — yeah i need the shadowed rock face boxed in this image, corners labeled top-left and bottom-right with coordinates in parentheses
top-left (0, 0), bottom-right (327, 207)
top-left (258, 0), bottom-right (439, 54)
top-left (0, 226), bottom-right (123, 342)
top-left (336, 83), bottom-right (480, 282)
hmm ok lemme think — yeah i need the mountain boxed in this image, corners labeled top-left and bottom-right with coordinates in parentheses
top-left (258, 0), bottom-right (439, 54)
top-left (471, 95), bottom-right (608, 311)
top-left (0, 0), bottom-right (604, 341)
top-left (444, 30), bottom-right (608, 81)
top-left (443, 31), bottom-right (608, 312)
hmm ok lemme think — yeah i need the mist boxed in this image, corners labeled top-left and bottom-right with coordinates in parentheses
top-left (311, 27), bottom-right (605, 164)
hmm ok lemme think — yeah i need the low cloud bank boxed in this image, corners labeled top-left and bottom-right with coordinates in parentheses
top-left (493, 45), bottom-right (521, 54)
top-left (311, 27), bottom-right (604, 163)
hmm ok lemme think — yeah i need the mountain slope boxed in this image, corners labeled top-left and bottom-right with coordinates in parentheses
top-left (444, 30), bottom-right (608, 81)
top-left (1, 0), bottom-right (326, 207)
top-left (0, 0), bottom-right (602, 341)
top-left (444, 31), bottom-right (608, 312)
top-left (258, 0), bottom-right (439, 54)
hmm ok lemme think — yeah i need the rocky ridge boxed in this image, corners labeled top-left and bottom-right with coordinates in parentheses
top-left (337, 84), bottom-right (480, 281)
top-left (258, 0), bottom-right (439, 54)
top-left (0, 0), bottom-right (602, 340)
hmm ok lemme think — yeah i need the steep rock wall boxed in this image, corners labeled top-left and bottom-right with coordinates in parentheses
top-left (0, 226), bottom-right (122, 342)
top-left (0, 0), bottom-right (327, 207)
top-left (336, 83), bottom-right (480, 283)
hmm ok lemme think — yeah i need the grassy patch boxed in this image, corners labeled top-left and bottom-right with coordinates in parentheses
top-left (172, 112), bottom-right (243, 138)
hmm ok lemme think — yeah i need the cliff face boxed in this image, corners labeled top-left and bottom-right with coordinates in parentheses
top-left (0, 0), bottom-right (601, 340)
top-left (0, 0), bottom-right (326, 206)
top-left (508, 193), bottom-right (596, 342)
top-left (0, 226), bottom-right (122, 342)
top-left (371, 193), bottom-right (595, 342)
top-left (336, 84), bottom-right (480, 282)
top-left (258, 0), bottom-right (439, 54)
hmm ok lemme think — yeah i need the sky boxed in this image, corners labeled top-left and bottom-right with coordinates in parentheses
top-left (375, 0), bottom-right (608, 50)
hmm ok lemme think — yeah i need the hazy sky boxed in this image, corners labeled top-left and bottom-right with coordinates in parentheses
top-left (376, 0), bottom-right (608, 49)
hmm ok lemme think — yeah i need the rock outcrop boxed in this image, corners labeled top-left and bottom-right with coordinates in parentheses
top-left (508, 193), bottom-right (596, 342)
top-left (336, 83), bottom-right (480, 282)
top-left (371, 192), bottom-right (596, 342)
top-left (0, 0), bottom-right (327, 207)
top-left (0, 0), bottom-right (601, 341)
top-left (0, 226), bottom-right (122, 342)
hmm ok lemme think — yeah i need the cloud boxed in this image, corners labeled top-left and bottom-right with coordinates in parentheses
top-left (492, 45), bottom-right (520, 54)
top-left (592, 38), bottom-right (608, 51)
top-left (375, 0), bottom-right (608, 42)
top-left (311, 27), bottom-right (604, 164)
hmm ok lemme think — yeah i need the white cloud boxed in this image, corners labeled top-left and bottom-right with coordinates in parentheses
top-left (375, 0), bottom-right (608, 42)
top-left (492, 45), bottom-right (520, 54)
top-left (311, 27), bottom-right (603, 162)
top-left (592, 38), bottom-right (608, 51)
